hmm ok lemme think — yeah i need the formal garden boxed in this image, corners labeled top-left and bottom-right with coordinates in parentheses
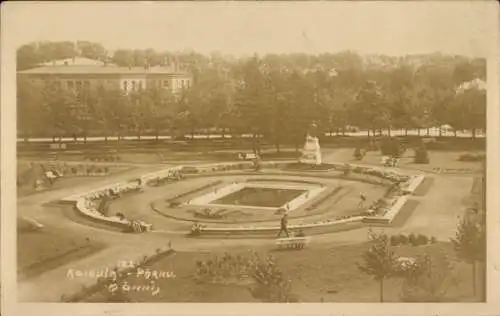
top-left (16, 43), bottom-right (486, 303)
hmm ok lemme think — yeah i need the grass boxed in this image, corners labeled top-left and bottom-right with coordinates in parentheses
top-left (212, 187), bottom-right (306, 208)
top-left (83, 241), bottom-right (478, 302)
top-left (413, 177), bottom-right (435, 197)
top-left (17, 225), bottom-right (107, 280)
top-left (390, 199), bottom-right (420, 228)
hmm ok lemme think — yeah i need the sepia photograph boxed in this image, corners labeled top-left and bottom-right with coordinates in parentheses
top-left (1, 1), bottom-right (499, 315)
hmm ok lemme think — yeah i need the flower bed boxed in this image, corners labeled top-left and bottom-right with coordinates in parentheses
top-left (61, 167), bottom-right (186, 231)
top-left (166, 180), bottom-right (224, 206)
top-left (144, 168), bottom-right (184, 187)
top-left (188, 164), bottom-right (424, 236)
top-left (304, 186), bottom-right (342, 212)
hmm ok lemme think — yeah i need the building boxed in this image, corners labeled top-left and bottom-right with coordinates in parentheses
top-left (17, 57), bottom-right (193, 94)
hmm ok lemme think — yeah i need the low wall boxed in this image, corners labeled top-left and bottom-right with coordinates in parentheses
top-left (62, 166), bottom-right (184, 230)
top-left (196, 216), bottom-right (364, 238)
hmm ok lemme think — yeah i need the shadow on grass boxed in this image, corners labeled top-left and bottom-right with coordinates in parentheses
top-left (413, 177), bottom-right (435, 197)
top-left (391, 199), bottom-right (420, 228)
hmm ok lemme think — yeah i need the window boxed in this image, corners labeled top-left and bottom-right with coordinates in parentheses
top-left (132, 81), bottom-right (136, 91)
top-left (163, 80), bottom-right (169, 88)
top-left (83, 81), bottom-right (90, 89)
top-left (187, 80), bottom-right (191, 88)
top-left (76, 81), bottom-right (82, 90)
top-left (181, 80), bottom-right (185, 88)
top-left (123, 81), bottom-right (128, 90)
top-left (67, 81), bottom-right (74, 89)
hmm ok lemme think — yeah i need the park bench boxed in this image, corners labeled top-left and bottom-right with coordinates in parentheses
top-left (275, 237), bottom-right (310, 250)
top-left (238, 152), bottom-right (257, 160)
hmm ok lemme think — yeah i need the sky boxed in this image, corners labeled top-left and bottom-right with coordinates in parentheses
top-left (2, 1), bottom-right (497, 57)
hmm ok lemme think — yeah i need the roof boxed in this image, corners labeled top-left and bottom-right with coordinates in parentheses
top-left (41, 57), bottom-right (111, 67)
top-left (18, 65), bottom-right (191, 76)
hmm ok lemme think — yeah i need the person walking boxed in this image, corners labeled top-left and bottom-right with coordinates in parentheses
top-left (277, 213), bottom-right (289, 238)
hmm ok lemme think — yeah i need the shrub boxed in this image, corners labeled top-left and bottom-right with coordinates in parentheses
top-left (380, 138), bottom-right (404, 157)
top-left (182, 166), bottom-right (199, 174)
top-left (169, 201), bottom-right (181, 208)
top-left (354, 147), bottom-right (364, 160)
top-left (430, 236), bottom-right (437, 244)
top-left (390, 235), bottom-right (400, 246)
top-left (458, 153), bottom-right (485, 162)
top-left (250, 255), bottom-right (293, 302)
top-left (408, 233), bottom-right (418, 247)
top-left (414, 145), bottom-right (430, 164)
top-left (416, 234), bottom-right (429, 246)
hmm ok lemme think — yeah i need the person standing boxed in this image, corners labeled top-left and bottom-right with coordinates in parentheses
top-left (358, 192), bottom-right (367, 208)
top-left (277, 213), bottom-right (289, 238)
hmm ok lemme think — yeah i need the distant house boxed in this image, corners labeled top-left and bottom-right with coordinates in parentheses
top-left (18, 57), bottom-right (193, 94)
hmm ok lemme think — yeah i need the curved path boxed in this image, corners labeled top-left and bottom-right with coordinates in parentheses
top-left (17, 159), bottom-right (475, 302)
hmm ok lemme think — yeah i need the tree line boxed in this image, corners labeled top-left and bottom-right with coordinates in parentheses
top-left (17, 41), bottom-right (487, 152)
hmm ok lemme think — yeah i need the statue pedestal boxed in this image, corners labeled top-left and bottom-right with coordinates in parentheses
top-left (299, 134), bottom-right (322, 165)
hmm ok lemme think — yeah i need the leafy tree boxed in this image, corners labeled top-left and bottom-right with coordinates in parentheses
top-left (358, 232), bottom-right (398, 302)
top-left (451, 217), bottom-right (486, 297)
top-left (112, 49), bottom-right (135, 66)
top-left (17, 43), bottom-right (42, 70)
top-left (76, 41), bottom-right (106, 60)
top-left (452, 87), bottom-right (486, 139)
top-left (17, 78), bottom-right (46, 138)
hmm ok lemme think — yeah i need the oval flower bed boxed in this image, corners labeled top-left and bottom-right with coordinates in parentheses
top-left (61, 162), bottom-right (424, 236)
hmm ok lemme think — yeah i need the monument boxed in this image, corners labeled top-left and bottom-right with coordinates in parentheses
top-left (299, 122), bottom-right (322, 165)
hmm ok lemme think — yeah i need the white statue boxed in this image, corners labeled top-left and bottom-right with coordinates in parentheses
top-left (299, 122), bottom-right (322, 165)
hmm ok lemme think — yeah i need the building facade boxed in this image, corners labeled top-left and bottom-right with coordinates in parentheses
top-left (18, 57), bottom-right (193, 94)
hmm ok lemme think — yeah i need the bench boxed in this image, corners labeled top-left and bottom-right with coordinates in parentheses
top-left (238, 153), bottom-right (258, 160)
top-left (275, 237), bottom-right (310, 249)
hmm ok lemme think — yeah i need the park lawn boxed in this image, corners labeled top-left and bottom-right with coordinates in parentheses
top-left (85, 241), bottom-right (478, 303)
top-left (17, 224), bottom-right (107, 280)
top-left (329, 148), bottom-right (483, 172)
top-left (212, 187), bottom-right (306, 208)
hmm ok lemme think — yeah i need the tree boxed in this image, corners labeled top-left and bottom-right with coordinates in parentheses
top-left (17, 43), bottom-right (42, 70)
top-left (452, 87), bottom-right (486, 139)
top-left (76, 41), bottom-right (106, 60)
top-left (40, 82), bottom-right (78, 139)
top-left (350, 80), bottom-right (389, 138)
top-left (17, 78), bottom-right (46, 138)
top-left (112, 49), bottom-right (135, 66)
top-left (451, 217), bottom-right (485, 298)
top-left (358, 232), bottom-right (398, 302)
